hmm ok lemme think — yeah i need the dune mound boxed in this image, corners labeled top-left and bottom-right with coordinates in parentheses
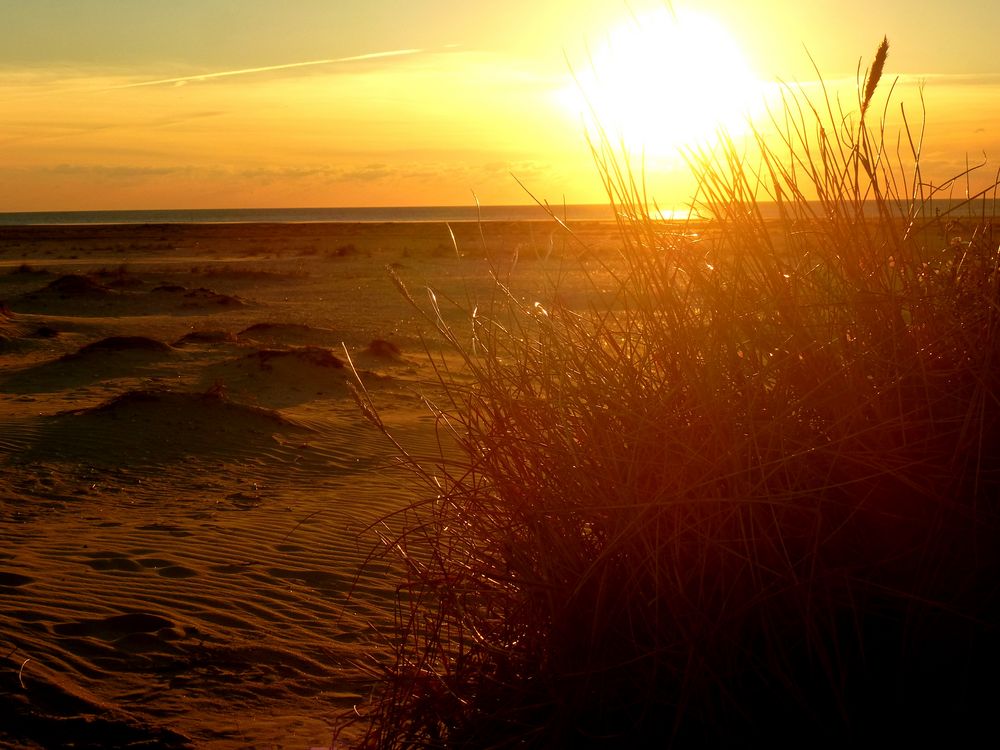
top-left (0, 308), bottom-right (20, 337)
top-left (238, 321), bottom-right (341, 346)
top-left (200, 347), bottom-right (354, 407)
top-left (0, 308), bottom-right (57, 351)
top-left (172, 329), bottom-right (238, 346)
top-left (26, 388), bottom-right (312, 466)
top-left (150, 283), bottom-right (248, 308)
top-left (365, 338), bottom-right (402, 359)
top-left (67, 336), bottom-right (174, 358)
top-left (92, 267), bottom-right (145, 289)
top-left (11, 274), bottom-right (122, 315)
top-left (250, 346), bottom-right (344, 370)
top-left (0, 328), bottom-right (19, 352)
top-left (241, 322), bottom-right (317, 337)
top-left (82, 388), bottom-right (298, 425)
top-left (41, 274), bottom-right (111, 298)
top-left (14, 279), bottom-right (251, 315)
top-left (349, 338), bottom-right (412, 373)
top-left (3, 335), bottom-right (177, 394)
top-left (4, 263), bottom-right (50, 277)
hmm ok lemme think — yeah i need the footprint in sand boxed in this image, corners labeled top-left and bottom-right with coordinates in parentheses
top-left (0, 570), bottom-right (34, 587)
top-left (82, 551), bottom-right (197, 578)
top-left (52, 612), bottom-right (175, 639)
top-left (85, 557), bottom-right (143, 572)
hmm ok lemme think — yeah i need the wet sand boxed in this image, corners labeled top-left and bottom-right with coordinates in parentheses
top-left (0, 220), bottom-right (620, 749)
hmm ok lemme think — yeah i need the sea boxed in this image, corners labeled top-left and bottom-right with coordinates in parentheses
top-left (0, 205), bottom-right (615, 226)
top-left (0, 199), bottom-right (988, 226)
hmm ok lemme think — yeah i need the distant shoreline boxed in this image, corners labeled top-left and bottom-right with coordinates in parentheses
top-left (0, 219), bottom-right (626, 268)
top-left (0, 198), bottom-right (982, 227)
top-left (0, 205), bottom-right (616, 227)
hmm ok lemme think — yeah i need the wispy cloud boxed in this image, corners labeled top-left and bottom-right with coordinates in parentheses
top-left (47, 163), bottom-right (184, 178)
top-left (902, 72), bottom-right (1000, 87)
top-left (108, 47), bottom-right (428, 90)
top-left (235, 159), bottom-right (557, 186)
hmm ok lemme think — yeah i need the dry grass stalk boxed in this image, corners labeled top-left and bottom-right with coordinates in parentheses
top-left (861, 35), bottom-right (889, 116)
top-left (346, 38), bottom-right (1000, 748)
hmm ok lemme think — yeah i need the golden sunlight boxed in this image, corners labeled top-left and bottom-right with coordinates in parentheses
top-left (563, 7), bottom-right (764, 159)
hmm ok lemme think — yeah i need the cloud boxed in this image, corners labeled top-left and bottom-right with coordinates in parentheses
top-left (340, 164), bottom-right (396, 182)
top-left (29, 164), bottom-right (192, 186)
top-left (108, 47), bottom-right (430, 90)
top-left (901, 73), bottom-right (1000, 87)
top-left (16, 160), bottom-right (528, 188)
top-left (237, 163), bottom-right (406, 185)
top-left (235, 160), bottom-right (557, 186)
top-left (47, 164), bottom-right (182, 177)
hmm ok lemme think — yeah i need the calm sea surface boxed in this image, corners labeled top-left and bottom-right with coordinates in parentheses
top-left (0, 200), bottom-right (985, 226)
top-left (0, 205), bottom-right (615, 226)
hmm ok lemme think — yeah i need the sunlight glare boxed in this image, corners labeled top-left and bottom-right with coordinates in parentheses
top-left (563, 7), bottom-right (764, 158)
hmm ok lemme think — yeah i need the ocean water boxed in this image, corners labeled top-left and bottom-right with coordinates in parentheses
top-left (0, 199), bottom-right (986, 226)
top-left (0, 205), bottom-right (615, 226)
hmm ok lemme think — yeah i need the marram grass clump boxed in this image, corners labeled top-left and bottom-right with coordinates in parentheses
top-left (347, 40), bottom-right (1000, 747)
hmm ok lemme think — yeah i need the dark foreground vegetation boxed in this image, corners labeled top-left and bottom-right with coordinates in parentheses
top-left (347, 42), bottom-right (1000, 747)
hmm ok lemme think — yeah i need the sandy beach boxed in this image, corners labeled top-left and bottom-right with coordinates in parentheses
top-left (0, 220), bottom-right (620, 749)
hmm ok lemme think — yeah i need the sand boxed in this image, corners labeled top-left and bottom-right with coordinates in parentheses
top-left (0, 220), bottom-right (620, 749)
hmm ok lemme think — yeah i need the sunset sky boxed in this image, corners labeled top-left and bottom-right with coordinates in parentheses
top-left (1, 0), bottom-right (998, 212)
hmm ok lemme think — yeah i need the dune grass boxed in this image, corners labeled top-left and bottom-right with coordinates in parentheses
top-left (346, 41), bottom-right (1000, 747)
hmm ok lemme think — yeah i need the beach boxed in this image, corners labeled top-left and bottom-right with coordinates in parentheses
top-left (0, 220), bottom-right (620, 749)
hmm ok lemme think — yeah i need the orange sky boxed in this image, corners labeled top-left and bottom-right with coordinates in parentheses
top-left (1, 0), bottom-right (998, 211)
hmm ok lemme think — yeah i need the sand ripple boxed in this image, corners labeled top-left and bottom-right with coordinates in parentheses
top-left (0, 225), bottom-right (519, 748)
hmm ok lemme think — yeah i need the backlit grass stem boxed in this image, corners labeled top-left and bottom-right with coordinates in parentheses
top-left (349, 39), bottom-right (1000, 748)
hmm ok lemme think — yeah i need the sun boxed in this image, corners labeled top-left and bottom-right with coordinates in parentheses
top-left (563, 7), bottom-right (764, 159)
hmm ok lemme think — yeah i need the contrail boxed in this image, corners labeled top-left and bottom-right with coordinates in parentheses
top-left (109, 47), bottom-right (425, 89)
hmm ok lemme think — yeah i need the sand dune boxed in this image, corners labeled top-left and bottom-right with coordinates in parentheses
top-left (0, 220), bottom-right (609, 748)
top-left (69, 336), bottom-right (175, 355)
top-left (1, 308), bottom-right (46, 353)
top-left (238, 322), bottom-right (343, 347)
top-left (27, 388), bottom-right (313, 466)
top-left (10, 273), bottom-right (250, 317)
top-left (199, 347), bottom-right (356, 408)
top-left (3, 337), bottom-right (180, 394)
top-left (172, 329), bottom-right (239, 346)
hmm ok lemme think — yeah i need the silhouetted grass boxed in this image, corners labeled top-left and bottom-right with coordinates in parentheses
top-left (348, 40), bottom-right (1000, 747)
